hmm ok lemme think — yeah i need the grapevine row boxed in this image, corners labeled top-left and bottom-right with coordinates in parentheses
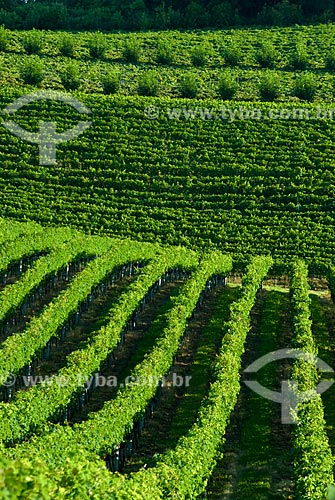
top-left (0, 254), bottom-right (269, 500)
top-left (0, 218), bottom-right (43, 247)
top-left (1, 252), bottom-right (230, 480)
top-left (109, 255), bottom-right (272, 499)
top-left (0, 234), bottom-right (114, 329)
top-left (290, 260), bottom-right (334, 500)
top-left (0, 259), bottom-right (141, 403)
top-left (0, 239), bottom-right (165, 388)
top-left (0, 248), bottom-right (197, 445)
top-left (0, 226), bottom-right (81, 274)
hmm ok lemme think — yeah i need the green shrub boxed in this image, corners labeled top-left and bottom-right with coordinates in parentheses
top-left (294, 73), bottom-right (316, 101)
top-left (156, 40), bottom-right (173, 65)
top-left (256, 42), bottom-right (278, 68)
top-left (291, 43), bottom-right (308, 70)
top-left (259, 72), bottom-right (281, 100)
top-left (325, 51), bottom-right (335, 70)
top-left (22, 29), bottom-right (43, 55)
top-left (179, 73), bottom-right (198, 98)
top-left (102, 71), bottom-right (120, 94)
top-left (222, 45), bottom-right (241, 67)
top-left (0, 25), bottom-right (8, 52)
top-left (138, 71), bottom-right (159, 96)
top-left (88, 32), bottom-right (107, 59)
top-left (123, 39), bottom-right (141, 63)
top-left (257, 0), bottom-right (303, 26)
top-left (20, 56), bottom-right (44, 85)
top-left (58, 34), bottom-right (75, 57)
top-left (191, 42), bottom-right (211, 67)
top-left (61, 62), bottom-right (80, 90)
top-left (218, 72), bottom-right (238, 100)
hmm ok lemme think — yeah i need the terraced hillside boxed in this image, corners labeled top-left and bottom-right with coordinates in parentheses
top-left (0, 94), bottom-right (335, 262)
top-left (0, 25), bottom-right (333, 262)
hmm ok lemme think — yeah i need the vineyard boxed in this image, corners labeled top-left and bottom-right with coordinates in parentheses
top-left (0, 26), bottom-right (333, 261)
top-left (0, 219), bottom-right (332, 498)
top-left (0, 94), bottom-right (335, 262)
top-left (0, 19), bottom-right (335, 500)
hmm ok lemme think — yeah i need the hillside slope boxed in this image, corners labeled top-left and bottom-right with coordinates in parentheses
top-left (0, 25), bottom-right (334, 263)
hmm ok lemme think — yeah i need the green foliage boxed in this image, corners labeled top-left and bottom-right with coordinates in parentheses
top-left (328, 485), bottom-right (335, 500)
top-left (138, 70), bottom-right (159, 96)
top-left (0, 25), bottom-right (8, 52)
top-left (234, 289), bottom-right (285, 498)
top-left (179, 73), bottom-right (198, 98)
top-left (58, 33), bottom-right (75, 57)
top-left (0, 231), bottom-right (332, 499)
top-left (291, 42), bottom-right (309, 69)
top-left (20, 56), bottom-right (44, 85)
top-left (0, 251), bottom-right (230, 487)
top-left (0, 0), bottom-right (331, 31)
top-left (0, 247), bottom-right (202, 454)
top-left (294, 73), bottom-right (316, 101)
top-left (0, 236), bottom-right (147, 394)
top-left (101, 71), bottom-right (120, 94)
top-left (22, 29), bottom-right (43, 55)
top-left (0, 239), bottom-right (95, 330)
top-left (0, 92), bottom-right (334, 258)
top-left (256, 42), bottom-right (278, 68)
top-left (147, 256), bottom-right (272, 499)
top-left (168, 285), bottom-right (239, 444)
top-left (123, 39), bottom-right (141, 63)
top-left (210, 1), bottom-right (240, 27)
top-left (259, 71), bottom-right (281, 100)
top-left (190, 42), bottom-right (212, 67)
top-left (156, 40), bottom-right (174, 65)
top-left (0, 26), bottom-right (333, 102)
top-left (61, 62), bottom-right (80, 90)
top-left (0, 238), bottom-right (175, 444)
top-left (327, 267), bottom-right (335, 304)
top-left (88, 31), bottom-right (107, 59)
top-left (0, 251), bottom-right (271, 500)
top-left (325, 51), bottom-right (335, 70)
top-left (217, 72), bottom-right (238, 99)
top-left (257, 0), bottom-right (303, 26)
top-left (184, 1), bottom-right (210, 29)
top-left (290, 261), bottom-right (334, 500)
top-left (222, 44), bottom-right (241, 67)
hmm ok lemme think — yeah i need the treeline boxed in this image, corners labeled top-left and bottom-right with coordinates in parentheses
top-left (0, 0), bottom-right (334, 31)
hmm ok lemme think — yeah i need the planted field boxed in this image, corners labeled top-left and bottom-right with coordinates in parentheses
top-left (0, 94), bottom-right (334, 261)
top-left (0, 220), bottom-right (333, 498)
top-left (0, 25), bottom-right (335, 100)
top-left (0, 25), bottom-right (333, 261)
top-left (1, 19), bottom-right (335, 500)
